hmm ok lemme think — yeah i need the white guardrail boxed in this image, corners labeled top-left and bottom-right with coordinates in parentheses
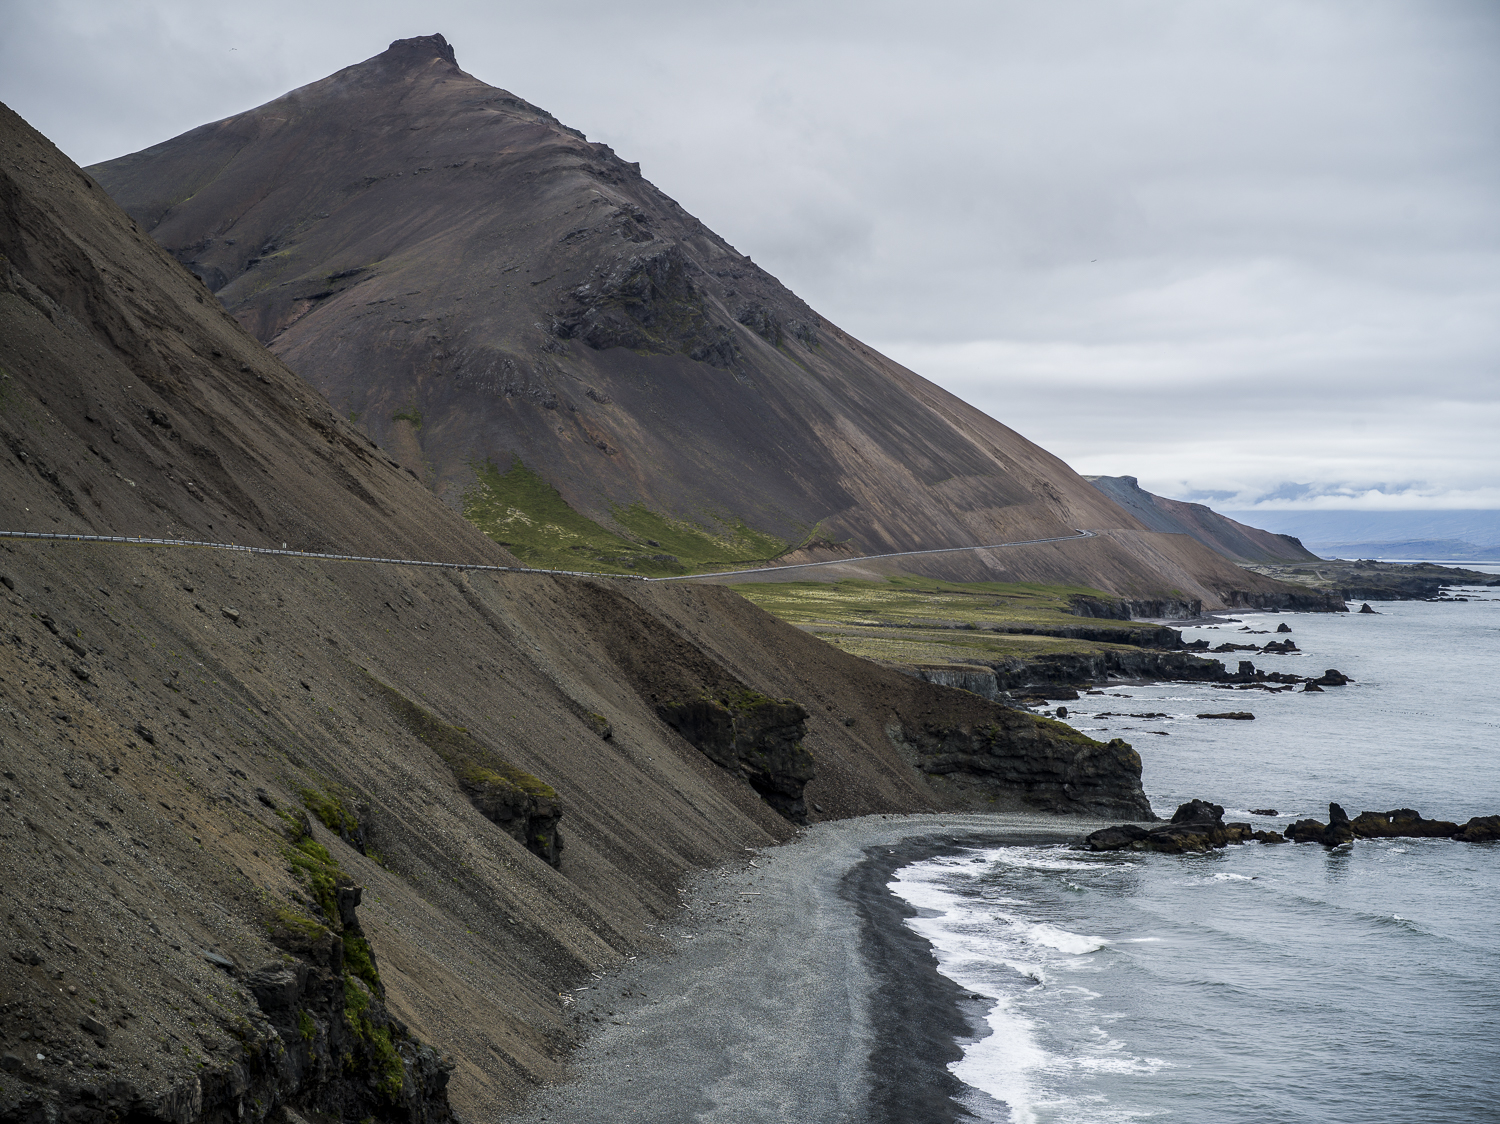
top-left (0, 528), bottom-right (1095, 582)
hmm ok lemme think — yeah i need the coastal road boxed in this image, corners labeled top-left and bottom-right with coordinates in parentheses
top-left (0, 528), bottom-right (1097, 581)
top-left (650, 528), bottom-right (1097, 581)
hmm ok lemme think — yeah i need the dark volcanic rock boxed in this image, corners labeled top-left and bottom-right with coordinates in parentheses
top-left (367, 675), bottom-right (567, 865)
top-left (1455, 815), bottom-right (1500, 842)
top-left (1287, 803), bottom-right (1355, 846)
top-left (1350, 809), bottom-right (1462, 839)
top-left (1312, 669), bottom-right (1350, 686)
top-left (1276, 623), bottom-right (1292, 633)
top-left (660, 691), bottom-right (816, 822)
top-left (1358, 602), bottom-right (1377, 613)
top-left (1172, 798), bottom-right (1224, 824)
top-left (1083, 798), bottom-right (1254, 853)
top-left (1197, 711), bottom-right (1255, 720)
top-left (890, 715), bottom-right (1153, 820)
top-left (1081, 823), bottom-right (1149, 850)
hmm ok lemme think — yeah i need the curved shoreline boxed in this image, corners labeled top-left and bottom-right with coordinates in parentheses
top-left (503, 813), bottom-right (1105, 1124)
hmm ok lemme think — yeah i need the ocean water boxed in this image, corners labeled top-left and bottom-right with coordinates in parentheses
top-left (891, 581), bottom-right (1500, 1122)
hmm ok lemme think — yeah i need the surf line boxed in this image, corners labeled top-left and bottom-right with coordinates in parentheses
top-left (0, 528), bottom-right (1096, 581)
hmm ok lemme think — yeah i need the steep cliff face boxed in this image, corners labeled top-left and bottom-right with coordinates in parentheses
top-left (0, 99), bottom-right (1157, 1119)
top-left (82, 34), bottom-right (1317, 609)
top-left (886, 707), bottom-right (1153, 820)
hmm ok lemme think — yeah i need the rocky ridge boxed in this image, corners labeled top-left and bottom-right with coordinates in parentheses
top-left (87, 34), bottom-right (1321, 611)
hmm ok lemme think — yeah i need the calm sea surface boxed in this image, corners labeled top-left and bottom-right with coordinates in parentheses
top-left (891, 578), bottom-right (1500, 1122)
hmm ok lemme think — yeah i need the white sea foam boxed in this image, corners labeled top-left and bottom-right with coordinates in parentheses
top-left (1020, 921), bottom-right (1110, 955)
top-left (891, 853), bottom-right (1166, 1123)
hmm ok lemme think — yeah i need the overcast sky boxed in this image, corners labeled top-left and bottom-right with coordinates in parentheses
top-left (3, 0), bottom-right (1497, 513)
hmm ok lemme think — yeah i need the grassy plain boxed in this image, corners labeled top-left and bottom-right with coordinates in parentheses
top-left (730, 577), bottom-right (1149, 669)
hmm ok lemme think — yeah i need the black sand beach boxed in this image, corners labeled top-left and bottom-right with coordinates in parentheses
top-left (504, 814), bottom-right (1108, 1123)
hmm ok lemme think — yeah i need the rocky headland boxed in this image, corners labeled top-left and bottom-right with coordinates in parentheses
top-left (1243, 559), bottom-right (1500, 602)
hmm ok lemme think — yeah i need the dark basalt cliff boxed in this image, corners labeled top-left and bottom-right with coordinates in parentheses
top-left (86, 34), bottom-right (1316, 611)
top-left (0, 100), bottom-right (1156, 1121)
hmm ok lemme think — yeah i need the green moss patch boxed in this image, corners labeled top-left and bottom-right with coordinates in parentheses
top-left (301, 786), bottom-right (359, 839)
top-left (277, 814), bottom-right (381, 992)
top-left (462, 456), bottom-right (792, 576)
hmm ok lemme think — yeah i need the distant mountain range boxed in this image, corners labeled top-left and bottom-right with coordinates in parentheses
top-left (83, 33), bottom-right (1303, 607)
top-left (1217, 510), bottom-right (1500, 561)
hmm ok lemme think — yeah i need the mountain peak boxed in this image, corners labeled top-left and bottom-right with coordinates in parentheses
top-left (383, 33), bottom-right (457, 68)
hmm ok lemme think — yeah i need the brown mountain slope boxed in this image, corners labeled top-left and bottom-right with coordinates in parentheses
top-left (1085, 476), bottom-right (1318, 564)
top-left (1, 100), bottom-right (1152, 1121)
top-left (85, 34), bottom-right (1310, 610)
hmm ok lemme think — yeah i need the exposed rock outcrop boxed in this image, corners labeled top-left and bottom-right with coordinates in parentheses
top-left (659, 691), bottom-right (816, 822)
top-left (1455, 815), bottom-right (1500, 842)
top-left (552, 244), bottom-right (741, 369)
top-left (907, 666), bottom-right (1004, 702)
top-left (1217, 588), bottom-right (1347, 612)
top-left (1068, 595), bottom-right (1202, 621)
top-left (887, 715), bottom-right (1154, 820)
top-left (0, 821), bottom-right (456, 1124)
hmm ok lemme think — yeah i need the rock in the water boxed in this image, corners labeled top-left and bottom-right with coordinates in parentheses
top-left (1358, 603), bottom-right (1377, 614)
top-left (1350, 808), bottom-right (1461, 839)
top-left (1197, 712), bottom-right (1255, 720)
top-left (1082, 799), bottom-right (1256, 853)
top-left (1285, 817), bottom-right (1327, 843)
top-left (1325, 802), bottom-right (1354, 845)
top-left (1287, 803), bottom-right (1355, 846)
top-left (1276, 623), bottom-right (1293, 633)
top-left (1302, 682), bottom-right (1324, 692)
top-left (1055, 706), bottom-right (1068, 719)
top-left (1249, 807), bottom-right (1279, 816)
top-left (1455, 815), bottom-right (1500, 842)
top-left (1082, 823), bottom-right (1149, 851)
top-left (1313, 669), bottom-right (1350, 686)
top-left (1171, 798), bottom-right (1224, 824)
